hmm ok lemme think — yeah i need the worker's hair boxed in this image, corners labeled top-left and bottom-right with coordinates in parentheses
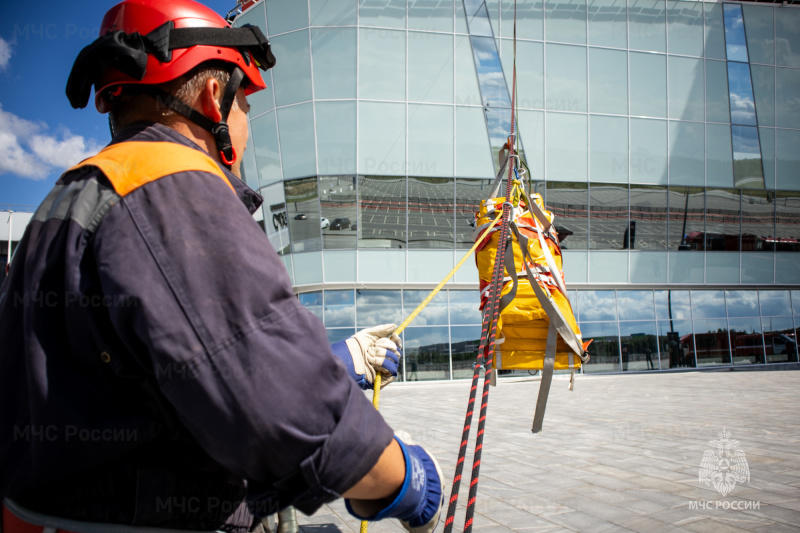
top-left (108, 61), bottom-right (237, 133)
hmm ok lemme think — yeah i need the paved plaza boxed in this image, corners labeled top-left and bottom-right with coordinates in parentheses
top-left (298, 369), bottom-right (800, 533)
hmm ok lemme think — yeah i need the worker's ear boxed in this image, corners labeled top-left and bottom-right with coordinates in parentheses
top-left (199, 77), bottom-right (223, 123)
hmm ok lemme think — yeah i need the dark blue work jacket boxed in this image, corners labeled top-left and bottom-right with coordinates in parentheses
top-left (0, 123), bottom-right (393, 531)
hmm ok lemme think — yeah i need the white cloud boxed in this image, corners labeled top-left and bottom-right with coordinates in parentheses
top-left (0, 104), bottom-right (103, 180)
top-left (0, 38), bottom-right (11, 70)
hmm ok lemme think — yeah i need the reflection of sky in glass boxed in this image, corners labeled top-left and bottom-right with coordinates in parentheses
top-left (403, 290), bottom-right (449, 326)
top-left (578, 290), bottom-right (618, 322)
top-left (723, 4), bottom-right (748, 62)
top-left (690, 290), bottom-right (727, 319)
top-left (463, 0), bottom-right (494, 36)
top-left (732, 126), bottom-right (765, 188)
top-left (654, 290), bottom-right (692, 320)
top-left (470, 37), bottom-right (511, 108)
top-left (725, 290), bottom-right (760, 317)
top-left (325, 289), bottom-right (355, 327)
top-left (759, 290), bottom-right (792, 317)
top-left (617, 291), bottom-right (655, 321)
top-left (356, 289), bottom-right (403, 327)
top-left (732, 126), bottom-right (762, 160)
top-left (300, 291), bottom-right (324, 321)
top-left (727, 63), bottom-right (757, 126)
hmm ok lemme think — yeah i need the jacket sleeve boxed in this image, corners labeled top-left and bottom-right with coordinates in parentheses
top-left (93, 170), bottom-right (394, 514)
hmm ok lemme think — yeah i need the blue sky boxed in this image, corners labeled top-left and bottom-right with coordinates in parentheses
top-left (0, 0), bottom-right (238, 207)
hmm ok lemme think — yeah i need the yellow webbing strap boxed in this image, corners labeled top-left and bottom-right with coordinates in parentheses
top-left (68, 141), bottom-right (235, 197)
top-left (360, 212), bottom-right (502, 533)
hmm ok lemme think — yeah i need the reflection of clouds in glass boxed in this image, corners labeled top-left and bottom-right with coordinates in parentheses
top-left (324, 305), bottom-right (355, 327)
top-left (404, 326), bottom-right (450, 352)
top-left (654, 290), bottom-right (692, 320)
top-left (690, 291), bottom-right (726, 319)
top-left (325, 290), bottom-right (354, 306)
top-left (617, 291), bottom-right (655, 321)
top-left (578, 290), bottom-right (617, 321)
top-left (725, 290), bottom-right (760, 317)
top-left (732, 126), bottom-right (762, 160)
top-left (759, 290), bottom-right (792, 316)
top-left (729, 93), bottom-right (756, 125)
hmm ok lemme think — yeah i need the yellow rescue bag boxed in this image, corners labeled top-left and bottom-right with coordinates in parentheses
top-left (474, 188), bottom-right (588, 373)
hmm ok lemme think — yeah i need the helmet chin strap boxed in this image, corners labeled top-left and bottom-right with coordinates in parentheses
top-left (139, 67), bottom-right (245, 170)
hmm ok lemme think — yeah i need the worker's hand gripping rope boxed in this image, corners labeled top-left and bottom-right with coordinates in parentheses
top-left (331, 324), bottom-right (402, 390)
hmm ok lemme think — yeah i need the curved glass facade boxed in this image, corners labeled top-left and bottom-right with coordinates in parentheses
top-left (236, 0), bottom-right (800, 379)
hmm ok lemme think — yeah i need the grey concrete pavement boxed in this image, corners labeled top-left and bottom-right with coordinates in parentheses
top-left (298, 370), bottom-right (800, 532)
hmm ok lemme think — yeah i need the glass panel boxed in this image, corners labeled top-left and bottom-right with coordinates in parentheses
top-left (449, 290), bottom-right (482, 325)
top-left (250, 111), bottom-right (282, 185)
top-left (456, 178), bottom-right (491, 248)
top-left (630, 251), bottom-right (667, 283)
top-left (486, 0), bottom-right (544, 40)
top-left (749, 65), bottom-right (774, 128)
top-left (316, 102), bottom-right (356, 175)
top-left (630, 52), bottom-right (667, 118)
top-left (359, 28), bottom-right (405, 101)
top-left (776, 68), bottom-right (800, 130)
top-left (629, 0), bottom-right (666, 53)
top-left (546, 44), bottom-right (587, 112)
top-left (760, 290), bottom-right (792, 317)
top-left (276, 103), bottom-right (316, 179)
top-left (579, 321), bottom-right (621, 373)
top-left (775, 191), bottom-right (800, 250)
top-left (590, 115), bottom-right (628, 183)
top-left (723, 4), bottom-right (748, 62)
top-left (692, 319), bottom-right (730, 366)
top-left (456, 0), bottom-right (468, 35)
top-left (470, 36), bottom-right (513, 170)
top-left (620, 321), bottom-right (659, 371)
top-left (409, 33), bottom-right (454, 104)
top-left (409, 0), bottom-right (454, 32)
top-left (589, 251), bottom-right (628, 283)
top-left (293, 251), bottom-right (323, 284)
top-left (730, 317), bottom-right (764, 365)
top-left (358, 102), bottom-right (406, 176)
top-left (667, 1), bottom-right (703, 57)
top-left (285, 177), bottom-right (321, 253)
top-left (451, 325), bottom-right (482, 379)
top-left (703, 4), bottom-right (726, 60)
top-left (629, 185), bottom-right (667, 251)
top-left (655, 290), bottom-right (691, 320)
top-left (589, 48), bottom-right (627, 116)
top-left (324, 289), bottom-right (355, 327)
top-left (249, 70), bottom-right (275, 114)
top-left (500, 40), bottom-right (544, 110)
top-left (359, 176), bottom-right (407, 248)
top-left (242, 130), bottom-right (259, 191)
top-left (668, 121), bottom-right (704, 186)
top-left (705, 188), bottom-right (740, 251)
top-left (262, 183), bottom-right (291, 254)
top-left (588, 0), bottom-right (627, 49)
top-left (667, 186), bottom-right (704, 251)
top-left (762, 316), bottom-right (798, 363)
top-left (668, 57), bottom-right (704, 122)
top-left (320, 175), bottom-right (357, 250)
top-left (408, 105), bottom-right (454, 178)
top-left (706, 252), bottom-right (741, 284)
top-left (777, 129), bottom-right (800, 191)
top-left (630, 118), bottom-right (668, 185)
top-left (327, 328), bottom-right (356, 344)
top-left (617, 290), bottom-right (655, 321)
top-left (312, 29), bottom-right (356, 99)
top-left (741, 190), bottom-right (774, 252)
top-left (404, 290), bottom-right (449, 326)
top-left (706, 123), bottom-right (733, 187)
top-left (546, 113), bottom-right (587, 181)
top-left (589, 184), bottom-right (628, 250)
top-left (546, 182), bottom-right (588, 250)
top-left (517, 110), bottom-right (545, 181)
top-left (760, 127), bottom-right (775, 190)
top-left (728, 63), bottom-right (757, 126)
top-left (578, 290), bottom-right (617, 322)
top-left (408, 250), bottom-right (453, 281)
top-left (563, 250), bottom-right (588, 282)
top-left (271, 30), bottom-right (312, 107)
top-left (324, 250), bottom-right (357, 281)
top-left (359, 250), bottom-right (406, 281)
top-left (725, 290), bottom-right (759, 318)
top-left (456, 36), bottom-right (482, 107)
top-left (657, 319), bottom-right (693, 369)
top-left (545, 0), bottom-right (587, 45)
top-left (742, 5), bottom-right (774, 65)
top-left (355, 289), bottom-right (402, 327)
top-left (463, 0), bottom-right (494, 37)
top-left (266, 0), bottom-right (308, 34)
top-left (446, 106), bottom-right (484, 177)
top-left (775, 7), bottom-right (800, 68)
top-left (404, 326), bottom-right (451, 381)
top-left (741, 253), bottom-right (773, 284)
top-left (706, 60), bottom-right (730, 124)
top-left (299, 291), bottom-right (323, 321)
top-left (359, 0), bottom-right (406, 28)
top-left (669, 249), bottom-right (703, 283)
top-left (310, 0), bottom-right (357, 26)
top-left (407, 177), bottom-right (455, 249)
top-left (691, 290), bottom-right (726, 319)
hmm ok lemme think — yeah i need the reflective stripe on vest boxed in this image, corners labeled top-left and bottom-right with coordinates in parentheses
top-left (67, 142), bottom-right (235, 197)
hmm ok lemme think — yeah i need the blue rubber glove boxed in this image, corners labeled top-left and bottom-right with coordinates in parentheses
top-left (345, 432), bottom-right (444, 533)
top-left (331, 324), bottom-right (401, 390)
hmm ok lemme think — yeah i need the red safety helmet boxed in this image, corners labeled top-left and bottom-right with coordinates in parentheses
top-left (66, 0), bottom-right (275, 167)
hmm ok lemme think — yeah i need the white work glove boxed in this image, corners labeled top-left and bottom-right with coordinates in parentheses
top-left (330, 324), bottom-right (402, 390)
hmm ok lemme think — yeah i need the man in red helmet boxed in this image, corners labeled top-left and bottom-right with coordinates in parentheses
top-left (0, 1), bottom-right (444, 532)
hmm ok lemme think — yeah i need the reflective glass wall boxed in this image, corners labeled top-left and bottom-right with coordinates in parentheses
top-left (299, 288), bottom-right (800, 380)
